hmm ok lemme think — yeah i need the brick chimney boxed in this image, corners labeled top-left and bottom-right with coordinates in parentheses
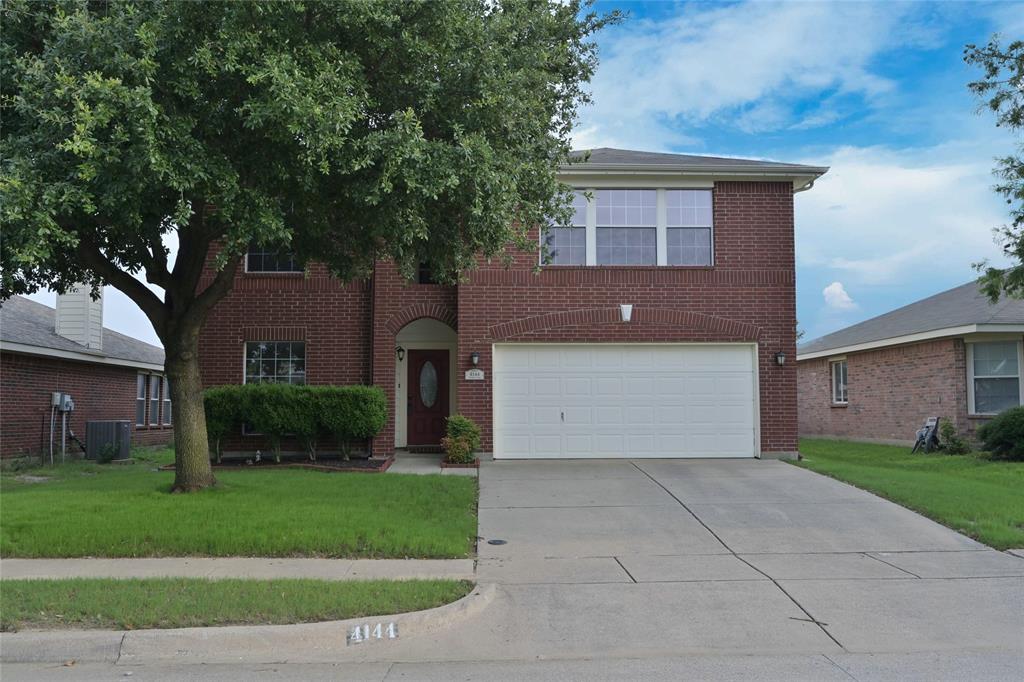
top-left (55, 285), bottom-right (103, 351)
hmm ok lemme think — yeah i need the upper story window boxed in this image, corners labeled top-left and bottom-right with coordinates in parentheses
top-left (666, 190), bottom-right (713, 266)
top-left (541, 187), bottom-right (713, 267)
top-left (596, 190), bottom-right (657, 265)
top-left (831, 359), bottom-right (848, 405)
top-left (244, 341), bottom-right (306, 384)
top-left (245, 246), bottom-right (302, 273)
top-left (968, 341), bottom-right (1022, 415)
top-left (543, 191), bottom-right (587, 265)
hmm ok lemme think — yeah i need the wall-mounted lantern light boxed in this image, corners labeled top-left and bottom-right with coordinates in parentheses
top-left (470, 351), bottom-right (480, 366)
top-left (774, 351), bottom-right (786, 366)
top-left (396, 346), bottom-right (405, 361)
top-left (620, 304), bottom-right (634, 323)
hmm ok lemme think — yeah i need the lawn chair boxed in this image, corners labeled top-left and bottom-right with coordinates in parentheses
top-left (911, 417), bottom-right (940, 453)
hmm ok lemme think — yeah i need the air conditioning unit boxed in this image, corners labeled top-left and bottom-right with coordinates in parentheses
top-left (85, 421), bottom-right (132, 461)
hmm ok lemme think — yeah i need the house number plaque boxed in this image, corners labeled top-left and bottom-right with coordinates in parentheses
top-left (465, 369), bottom-right (485, 381)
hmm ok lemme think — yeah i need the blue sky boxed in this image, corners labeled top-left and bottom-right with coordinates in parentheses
top-left (580, 0), bottom-right (1023, 342)
top-left (27, 0), bottom-right (1024, 346)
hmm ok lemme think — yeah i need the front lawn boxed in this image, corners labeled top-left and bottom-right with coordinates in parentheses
top-left (0, 448), bottom-right (477, 558)
top-left (0, 578), bottom-right (472, 631)
top-left (796, 439), bottom-right (1024, 550)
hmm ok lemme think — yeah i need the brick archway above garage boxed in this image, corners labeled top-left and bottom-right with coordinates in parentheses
top-left (487, 307), bottom-right (761, 342)
top-left (384, 303), bottom-right (457, 335)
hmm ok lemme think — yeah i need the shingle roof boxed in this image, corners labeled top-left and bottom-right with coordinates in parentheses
top-left (566, 147), bottom-right (828, 175)
top-left (798, 280), bottom-right (1024, 357)
top-left (0, 295), bottom-right (164, 366)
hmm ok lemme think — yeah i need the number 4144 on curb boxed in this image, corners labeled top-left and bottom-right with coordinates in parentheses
top-left (348, 622), bottom-right (398, 644)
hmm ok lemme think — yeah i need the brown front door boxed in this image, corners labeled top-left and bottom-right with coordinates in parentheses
top-left (407, 349), bottom-right (450, 446)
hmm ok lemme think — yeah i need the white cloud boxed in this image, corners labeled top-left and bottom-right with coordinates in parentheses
top-left (576, 1), bottom-right (935, 148)
top-left (822, 281), bottom-right (857, 311)
top-left (796, 139), bottom-right (1011, 286)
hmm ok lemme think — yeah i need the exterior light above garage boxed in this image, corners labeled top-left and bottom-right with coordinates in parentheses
top-left (620, 304), bottom-right (633, 323)
top-left (470, 351), bottom-right (480, 366)
top-left (775, 351), bottom-right (786, 366)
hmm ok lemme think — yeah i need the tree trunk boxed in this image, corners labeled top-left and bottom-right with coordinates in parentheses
top-left (166, 334), bottom-right (216, 492)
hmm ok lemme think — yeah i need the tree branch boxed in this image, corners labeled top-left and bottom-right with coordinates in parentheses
top-left (190, 254), bottom-right (240, 322)
top-left (75, 241), bottom-right (168, 336)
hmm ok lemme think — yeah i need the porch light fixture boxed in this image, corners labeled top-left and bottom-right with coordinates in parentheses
top-left (470, 351), bottom-right (480, 366)
top-left (774, 351), bottom-right (786, 366)
top-left (620, 304), bottom-right (633, 323)
top-left (396, 346), bottom-right (405, 361)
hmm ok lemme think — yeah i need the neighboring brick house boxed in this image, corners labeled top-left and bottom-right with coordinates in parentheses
top-left (797, 280), bottom-right (1024, 444)
top-left (0, 292), bottom-right (173, 458)
top-left (199, 148), bottom-right (827, 460)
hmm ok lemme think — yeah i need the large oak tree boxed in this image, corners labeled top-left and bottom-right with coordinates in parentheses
top-left (1, 0), bottom-right (616, 490)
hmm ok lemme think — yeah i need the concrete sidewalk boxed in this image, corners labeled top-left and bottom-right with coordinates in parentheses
top-left (0, 557), bottom-right (475, 581)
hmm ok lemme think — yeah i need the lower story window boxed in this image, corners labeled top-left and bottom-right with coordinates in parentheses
top-left (831, 360), bottom-right (848, 404)
top-left (136, 374), bottom-right (146, 425)
top-left (162, 377), bottom-right (172, 425)
top-left (244, 342), bottom-right (306, 384)
top-left (149, 375), bottom-right (161, 426)
top-left (969, 341), bottom-right (1022, 414)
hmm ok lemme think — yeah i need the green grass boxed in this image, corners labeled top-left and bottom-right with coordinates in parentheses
top-left (0, 447), bottom-right (477, 558)
top-left (0, 578), bottom-right (473, 631)
top-left (795, 438), bottom-right (1024, 550)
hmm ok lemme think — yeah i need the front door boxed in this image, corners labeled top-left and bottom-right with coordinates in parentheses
top-left (407, 349), bottom-right (450, 446)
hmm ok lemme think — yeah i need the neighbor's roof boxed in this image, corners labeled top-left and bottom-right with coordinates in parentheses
top-left (0, 295), bottom-right (164, 368)
top-left (565, 147), bottom-right (829, 177)
top-left (798, 280), bottom-right (1024, 359)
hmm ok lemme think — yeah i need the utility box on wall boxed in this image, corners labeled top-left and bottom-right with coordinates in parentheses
top-left (85, 420), bottom-right (131, 461)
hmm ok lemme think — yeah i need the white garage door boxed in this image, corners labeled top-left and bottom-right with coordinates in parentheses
top-left (493, 344), bottom-right (759, 459)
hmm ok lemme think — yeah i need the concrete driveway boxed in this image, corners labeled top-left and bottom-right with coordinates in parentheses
top-left (469, 458), bottom-right (1024, 659)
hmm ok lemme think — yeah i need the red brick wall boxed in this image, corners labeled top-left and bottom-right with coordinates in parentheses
top-left (198, 180), bottom-right (800, 456)
top-left (796, 338), bottom-right (970, 443)
top-left (1, 352), bottom-right (172, 458)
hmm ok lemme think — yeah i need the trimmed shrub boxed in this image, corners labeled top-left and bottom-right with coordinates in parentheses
top-left (204, 385), bottom-right (241, 463)
top-left (977, 406), bottom-right (1024, 461)
top-left (315, 385), bottom-right (388, 459)
top-left (443, 415), bottom-right (481, 464)
top-left (938, 418), bottom-right (970, 455)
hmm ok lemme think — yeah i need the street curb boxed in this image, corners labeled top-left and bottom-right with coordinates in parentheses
top-left (0, 582), bottom-right (494, 664)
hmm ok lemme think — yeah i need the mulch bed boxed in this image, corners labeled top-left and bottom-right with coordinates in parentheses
top-left (159, 456), bottom-right (393, 473)
top-left (440, 458), bottom-right (480, 469)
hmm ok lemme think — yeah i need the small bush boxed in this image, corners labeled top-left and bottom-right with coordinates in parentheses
top-left (316, 386), bottom-right (388, 459)
top-left (204, 386), bottom-right (240, 463)
top-left (977, 406), bottom-right (1024, 461)
top-left (938, 418), bottom-right (970, 455)
top-left (443, 415), bottom-right (481, 464)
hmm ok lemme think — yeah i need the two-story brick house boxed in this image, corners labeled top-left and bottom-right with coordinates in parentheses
top-left (198, 148), bottom-right (827, 460)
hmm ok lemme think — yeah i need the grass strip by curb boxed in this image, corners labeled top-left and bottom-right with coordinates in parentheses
top-left (1, 578), bottom-right (474, 632)
top-left (795, 438), bottom-right (1024, 550)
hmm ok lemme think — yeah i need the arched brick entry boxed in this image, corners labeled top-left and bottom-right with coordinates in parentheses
top-left (385, 303), bottom-right (457, 335)
top-left (487, 307), bottom-right (761, 341)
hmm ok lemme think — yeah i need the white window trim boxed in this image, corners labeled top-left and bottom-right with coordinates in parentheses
top-left (162, 376), bottom-right (172, 426)
top-left (966, 340), bottom-right (1024, 415)
top-left (830, 359), bottom-right (848, 405)
top-left (541, 187), bottom-right (714, 267)
top-left (242, 341), bottom-right (307, 385)
top-left (136, 374), bottom-right (147, 426)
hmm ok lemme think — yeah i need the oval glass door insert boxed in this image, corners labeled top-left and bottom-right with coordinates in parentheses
top-left (419, 361), bottom-right (438, 408)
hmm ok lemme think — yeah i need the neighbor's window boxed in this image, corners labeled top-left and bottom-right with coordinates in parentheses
top-left (244, 342), bottom-right (306, 384)
top-left (831, 360), bottom-right (848, 404)
top-left (544, 190), bottom-right (587, 265)
top-left (969, 341), bottom-right (1022, 414)
top-left (162, 377), bottom-right (172, 425)
top-left (136, 374), bottom-right (147, 425)
top-left (596, 189), bottom-right (657, 265)
top-left (245, 246), bottom-right (302, 273)
top-left (149, 374), bottom-right (161, 425)
top-left (666, 190), bottom-right (713, 266)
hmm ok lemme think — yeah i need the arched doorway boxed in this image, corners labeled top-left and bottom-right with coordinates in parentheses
top-left (394, 318), bottom-right (457, 448)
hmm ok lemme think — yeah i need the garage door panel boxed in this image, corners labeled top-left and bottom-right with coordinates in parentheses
top-left (494, 344), bottom-right (757, 459)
